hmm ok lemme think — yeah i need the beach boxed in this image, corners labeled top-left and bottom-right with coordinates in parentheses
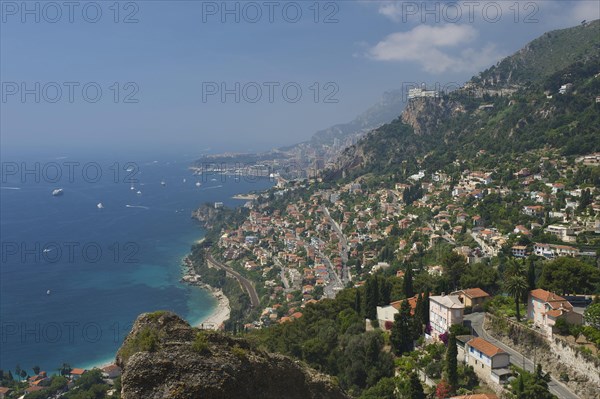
top-left (181, 256), bottom-right (231, 330)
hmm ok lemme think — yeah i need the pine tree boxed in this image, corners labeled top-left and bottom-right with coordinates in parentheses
top-left (445, 333), bottom-right (459, 392)
top-left (403, 264), bottom-right (414, 298)
top-left (407, 372), bottom-right (426, 399)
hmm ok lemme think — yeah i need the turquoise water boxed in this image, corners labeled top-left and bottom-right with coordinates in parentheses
top-left (0, 156), bottom-right (273, 372)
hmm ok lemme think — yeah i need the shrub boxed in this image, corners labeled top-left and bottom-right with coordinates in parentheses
top-left (191, 332), bottom-right (210, 354)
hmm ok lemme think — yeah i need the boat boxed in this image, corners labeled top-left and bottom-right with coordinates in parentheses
top-left (97, 202), bottom-right (104, 209)
top-left (52, 188), bottom-right (63, 196)
top-left (46, 290), bottom-right (51, 295)
top-left (183, 178), bottom-right (186, 183)
top-left (43, 248), bottom-right (53, 253)
top-left (136, 190), bottom-right (142, 195)
top-left (161, 181), bottom-right (166, 186)
top-left (195, 182), bottom-right (201, 187)
top-left (130, 185), bottom-right (135, 190)
top-left (211, 178), bottom-right (217, 182)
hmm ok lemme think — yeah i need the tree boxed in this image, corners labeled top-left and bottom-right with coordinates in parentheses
top-left (584, 303), bottom-right (600, 329)
top-left (538, 257), bottom-right (600, 295)
top-left (445, 333), bottom-right (458, 392)
top-left (504, 274), bottom-right (528, 321)
top-left (354, 290), bottom-right (362, 315)
top-left (365, 278), bottom-right (379, 320)
top-left (32, 365), bottom-right (40, 375)
top-left (527, 258), bottom-right (536, 291)
top-left (442, 252), bottom-right (467, 291)
top-left (390, 300), bottom-right (414, 355)
top-left (407, 372), bottom-right (425, 399)
top-left (403, 265), bottom-right (414, 298)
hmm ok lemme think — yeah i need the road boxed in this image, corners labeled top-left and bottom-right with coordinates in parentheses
top-left (321, 206), bottom-right (351, 283)
top-left (465, 313), bottom-right (580, 399)
top-left (206, 252), bottom-right (260, 308)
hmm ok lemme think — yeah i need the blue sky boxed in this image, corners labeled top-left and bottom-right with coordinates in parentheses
top-left (1, 0), bottom-right (599, 158)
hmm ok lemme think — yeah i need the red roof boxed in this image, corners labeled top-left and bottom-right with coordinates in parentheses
top-left (69, 368), bottom-right (86, 375)
top-left (467, 337), bottom-right (505, 358)
top-left (530, 289), bottom-right (573, 310)
top-left (462, 288), bottom-right (490, 299)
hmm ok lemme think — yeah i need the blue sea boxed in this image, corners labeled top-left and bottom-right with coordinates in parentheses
top-left (0, 155), bottom-right (273, 372)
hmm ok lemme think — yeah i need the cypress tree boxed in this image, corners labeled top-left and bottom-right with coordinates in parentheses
top-left (365, 277), bottom-right (378, 320)
top-left (527, 258), bottom-right (536, 291)
top-left (407, 372), bottom-right (426, 399)
top-left (445, 333), bottom-right (458, 392)
top-left (354, 290), bottom-right (362, 315)
top-left (422, 291), bottom-right (430, 326)
top-left (390, 300), bottom-right (414, 355)
top-left (403, 264), bottom-right (414, 298)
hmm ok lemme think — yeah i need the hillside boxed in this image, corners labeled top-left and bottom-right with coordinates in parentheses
top-left (331, 20), bottom-right (600, 181)
top-left (475, 19), bottom-right (600, 87)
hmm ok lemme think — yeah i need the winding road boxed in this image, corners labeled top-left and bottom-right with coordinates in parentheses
top-left (465, 313), bottom-right (580, 399)
top-left (206, 252), bottom-right (260, 308)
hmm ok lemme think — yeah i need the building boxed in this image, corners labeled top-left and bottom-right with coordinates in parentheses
top-left (533, 243), bottom-right (579, 258)
top-left (376, 294), bottom-right (420, 330)
top-left (449, 394), bottom-right (498, 399)
top-left (464, 337), bottom-right (511, 384)
top-left (545, 225), bottom-right (576, 242)
top-left (511, 245), bottom-right (527, 258)
top-left (451, 288), bottom-right (490, 310)
top-left (408, 87), bottom-right (439, 99)
top-left (68, 368), bottom-right (86, 380)
top-left (429, 294), bottom-right (464, 340)
top-left (527, 289), bottom-right (583, 337)
top-left (0, 387), bottom-right (11, 399)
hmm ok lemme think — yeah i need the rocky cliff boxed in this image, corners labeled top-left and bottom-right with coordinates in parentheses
top-left (116, 311), bottom-right (350, 399)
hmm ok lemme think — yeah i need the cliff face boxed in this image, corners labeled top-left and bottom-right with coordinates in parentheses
top-left (116, 312), bottom-right (350, 399)
top-left (400, 97), bottom-right (464, 136)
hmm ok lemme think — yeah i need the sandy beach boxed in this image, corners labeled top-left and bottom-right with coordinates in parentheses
top-left (181, 255), bottom-right (231, 330)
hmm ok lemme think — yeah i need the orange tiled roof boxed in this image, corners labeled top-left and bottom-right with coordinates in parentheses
top-left (69, 368), bottom-right (86, 375)
top-left (462, 288), bottom-right (490, 299)
top-left (451, 394), bottom-right (498, 399)
top-left (467, 337), bottom-right (505, 358)
top-left (530, 289), bottom-right (572, 310)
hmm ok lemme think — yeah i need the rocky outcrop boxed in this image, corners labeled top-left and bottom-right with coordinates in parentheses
top-left (116, 311), bottom-right (350, 399)
top-left (400, 97), bottom-right (464, 136)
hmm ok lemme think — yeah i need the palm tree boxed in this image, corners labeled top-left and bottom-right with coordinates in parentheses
top-left (505, 275), bottom-right (528, 321)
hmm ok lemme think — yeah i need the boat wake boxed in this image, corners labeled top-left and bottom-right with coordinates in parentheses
top-left (125, 205), bottom-right (150, 210)
top-left (1, 187), bottom-right (21, 190)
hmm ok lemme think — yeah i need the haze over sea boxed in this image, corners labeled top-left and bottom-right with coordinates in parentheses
top-left (0, 154), bottom-right (273, 372)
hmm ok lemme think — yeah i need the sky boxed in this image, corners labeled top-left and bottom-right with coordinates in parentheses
top-left (1, 0), bottom-right (599, 159)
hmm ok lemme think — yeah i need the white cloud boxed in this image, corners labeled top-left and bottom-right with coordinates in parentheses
top-left (367, 24), bottom-right (503, 74)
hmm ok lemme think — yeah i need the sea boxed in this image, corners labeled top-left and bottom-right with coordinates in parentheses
top-left (0, 155), bottom-right (274, 373)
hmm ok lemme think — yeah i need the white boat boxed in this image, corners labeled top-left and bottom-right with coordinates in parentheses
top-left (43, 248), bottom-right (53, 253)
top-left (195, 182), bottom-right (201, 187)
top-left (97, 202), bottom-right (104, 209)
top-left (46, 290), bottom-right (51, 295)
top-left (52, 188), bottom-right (63, 196)
top-left (183, 178), bottom-right (186, 183)
top-left (161, 181), bottom-right (166, 186)
top-left (136, 190), bottom-right (142, 195)
top-left (130, 185), bottom-right (135, 190)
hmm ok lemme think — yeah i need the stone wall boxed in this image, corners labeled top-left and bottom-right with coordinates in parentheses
top-left (484, 314), bottom-right (600, 399)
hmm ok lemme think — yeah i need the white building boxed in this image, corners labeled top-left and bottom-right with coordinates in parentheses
top-left (429, 294), bottom-right (464, 340)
